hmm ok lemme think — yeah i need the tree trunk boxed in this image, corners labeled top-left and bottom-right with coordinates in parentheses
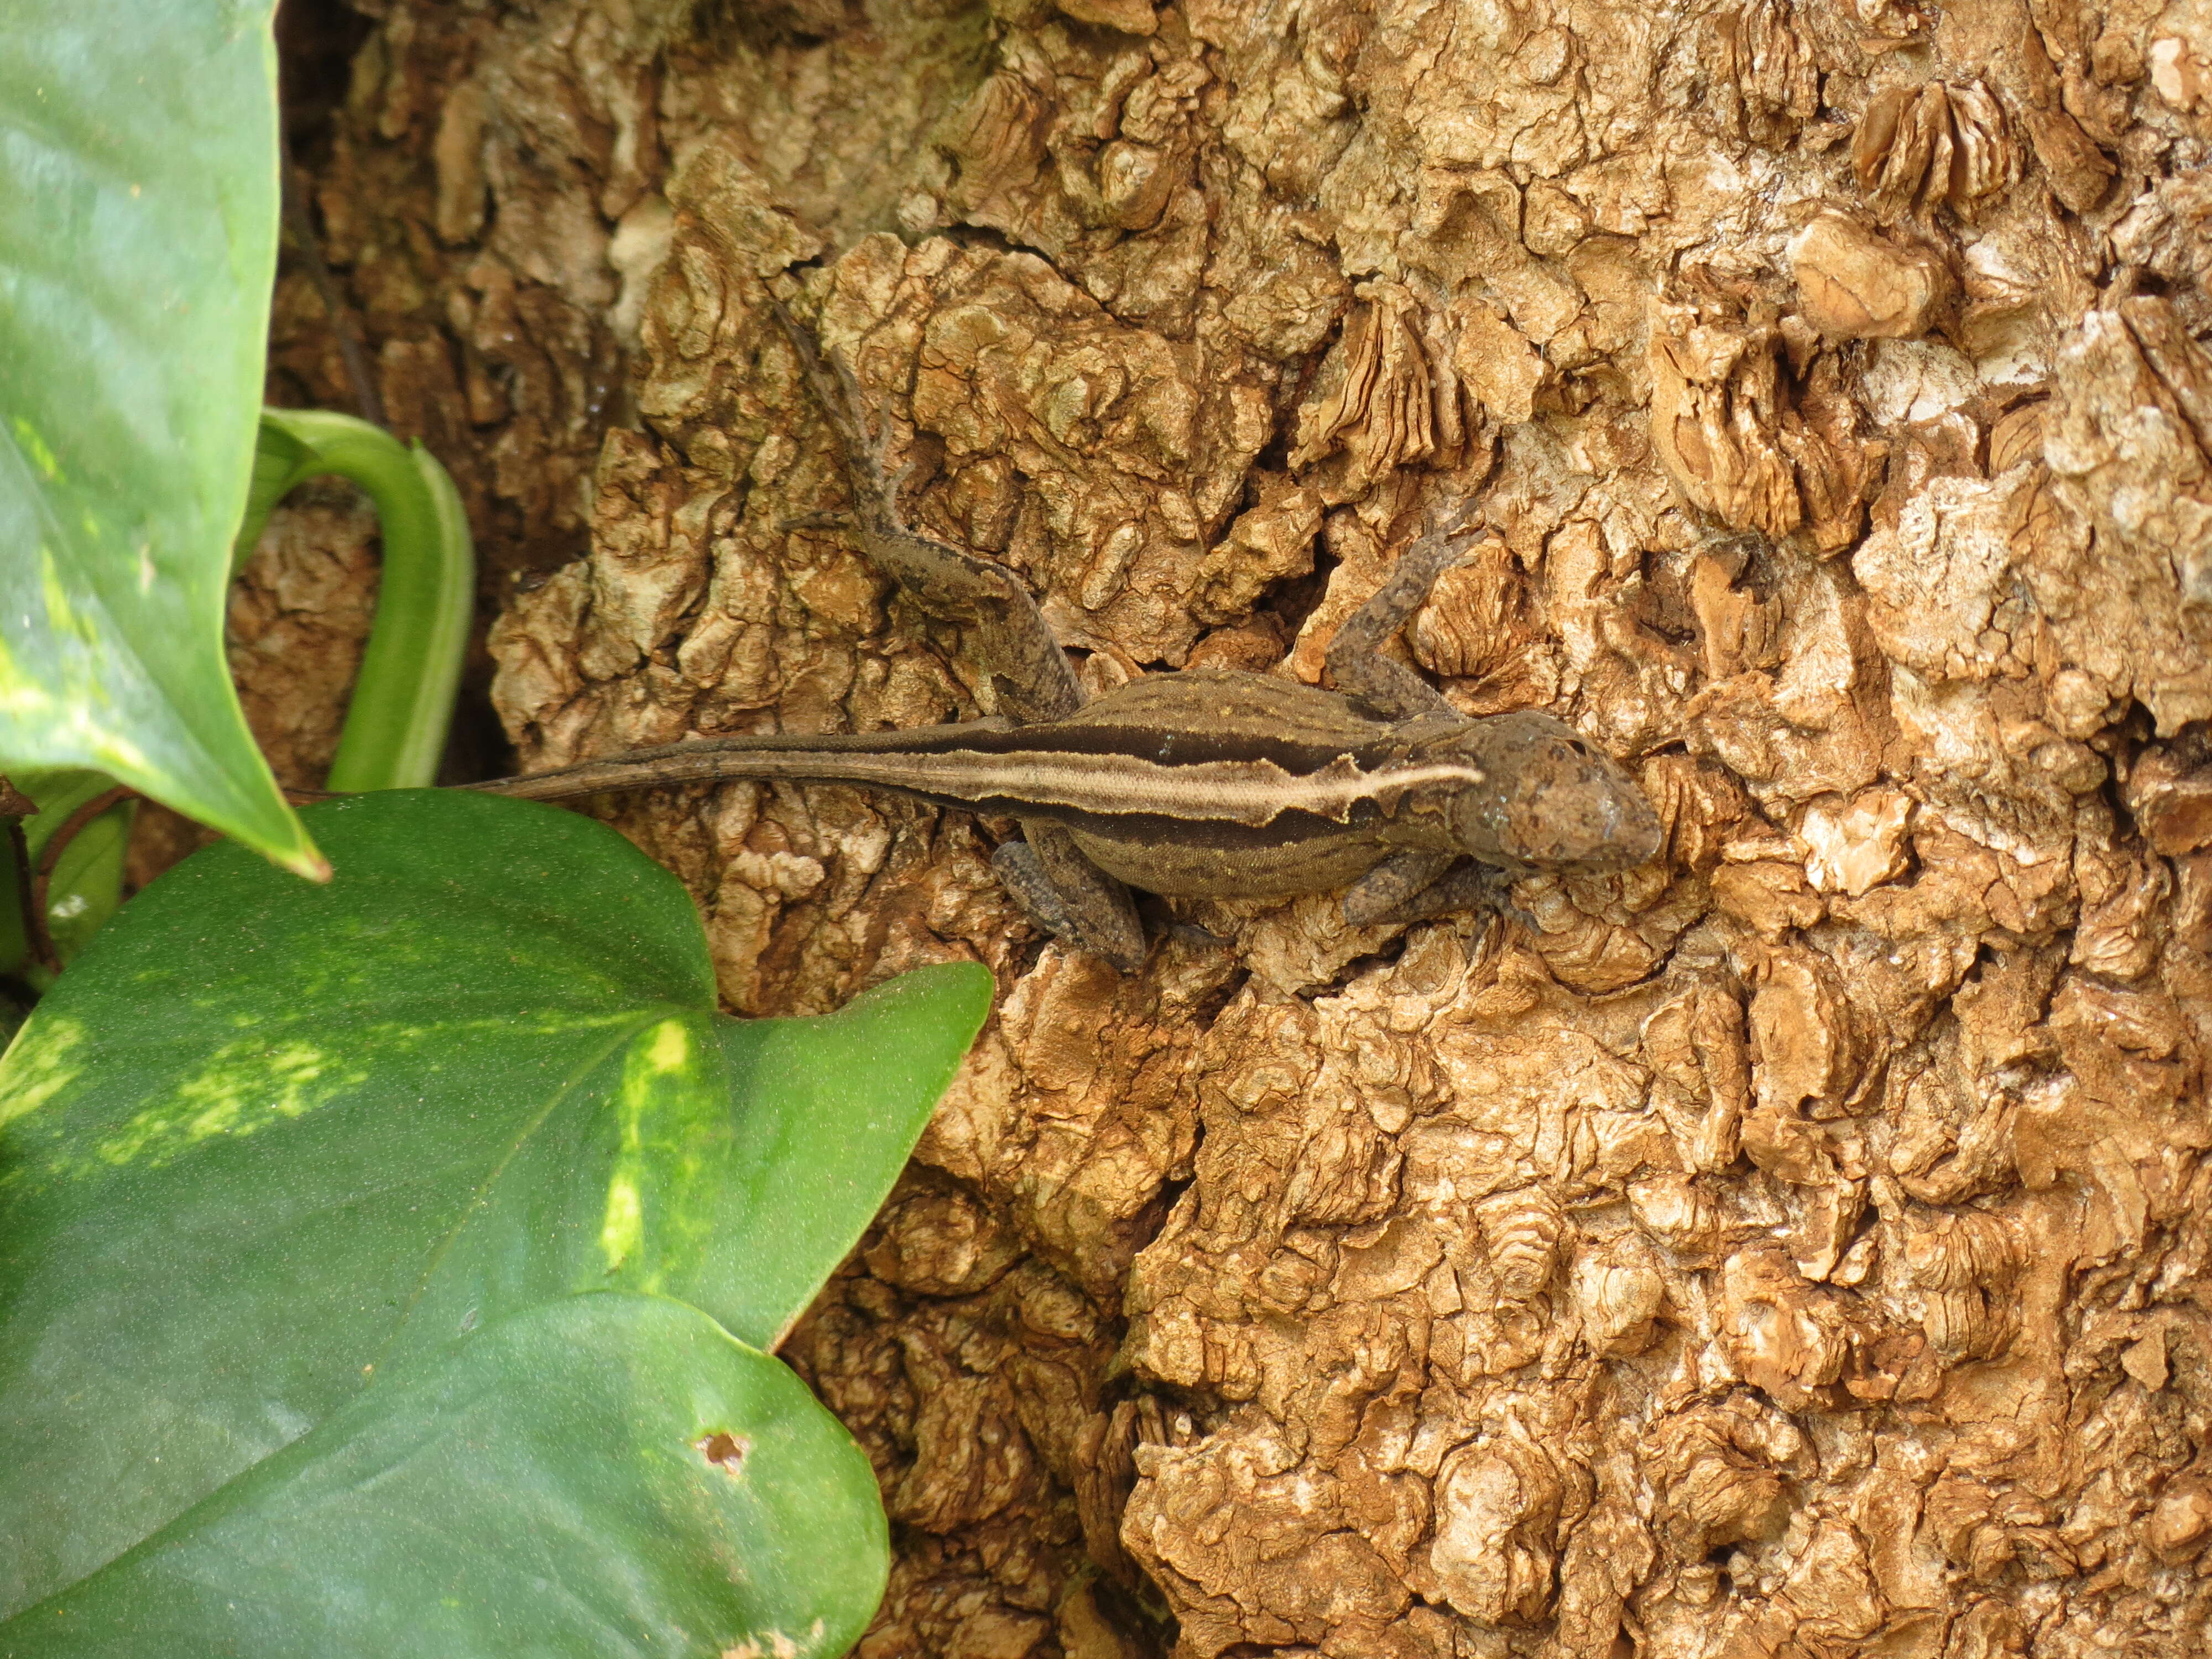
top-left (254, 0), bottom-right (2212, 1652)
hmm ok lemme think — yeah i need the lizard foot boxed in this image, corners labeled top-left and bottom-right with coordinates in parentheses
top-left (1342, 854), bottom-right (1517, 933)
top-left (1343, 848), bottom-right (1460, 927)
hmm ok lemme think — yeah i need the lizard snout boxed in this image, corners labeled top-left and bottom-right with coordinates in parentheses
top-left (1507, 731), bottom-right (1661, 871)
top-left (1443, 714), bottom-right (1661, 873)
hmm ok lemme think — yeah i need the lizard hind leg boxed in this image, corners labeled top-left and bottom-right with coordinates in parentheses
top-left (992, 825), bottom-right (1148, 971)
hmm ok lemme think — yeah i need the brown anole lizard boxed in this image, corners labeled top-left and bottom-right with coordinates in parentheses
top-left (472, 289), bottom-right (1661, 970)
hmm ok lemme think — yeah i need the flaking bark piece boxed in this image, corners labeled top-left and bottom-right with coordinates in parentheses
top-left (1851, 81), bottom-right (2019, 224)
top-left (1647, 297), bottom-right (1875, 552)
top-left (1788, 212), bottom-right (1953, 341)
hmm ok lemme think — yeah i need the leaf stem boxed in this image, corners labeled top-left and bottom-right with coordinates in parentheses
top-left (236, 411), bottom-right (476, 791)
top-left (4, 818), bottom-right (55, 974)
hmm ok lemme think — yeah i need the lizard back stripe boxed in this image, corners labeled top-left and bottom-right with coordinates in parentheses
top-left (933, 717), bottom-right (1400, 776)
top-left (661, 745), bottom-right (1485, 828)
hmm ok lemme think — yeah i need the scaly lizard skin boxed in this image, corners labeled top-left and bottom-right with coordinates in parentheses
top-left (473, 288), bottom-right (1661, 969)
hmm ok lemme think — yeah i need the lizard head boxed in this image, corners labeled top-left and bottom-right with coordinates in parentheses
top-left (1433, 712), bottom-right (1662, 874)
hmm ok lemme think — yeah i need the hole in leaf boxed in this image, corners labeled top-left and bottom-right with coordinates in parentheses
top-left (696, 1430), bottom-right (750, 1472)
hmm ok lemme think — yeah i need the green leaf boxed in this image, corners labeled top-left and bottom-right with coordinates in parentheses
top-left (0, 1), bottom-right (320, 877)
top-left (0, 790), bottom-right (991, 1644)
top-left (702, 975), bottom-right (1000, 1347)
top-left (1, 1294), bottom-right (887, 1659)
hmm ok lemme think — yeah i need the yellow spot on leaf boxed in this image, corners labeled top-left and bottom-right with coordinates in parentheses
top-left (0, 1013), bottom-right (87, 1128)
top-left (649, 1020), bottom-right (690, 1072)
top-left (11, 417), bottom-right (59, 481)
top-left (92, 1040), bottom-right (367, 1169)
top-left (597, 1014), bottom-right (723, 1287)
top-left (600, 1174), bottom-right (643, 1271)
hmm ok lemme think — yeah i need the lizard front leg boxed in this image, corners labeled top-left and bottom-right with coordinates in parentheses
top-left (1341, 848), bottom-right (1460, 927)
top-left (1323, 512), bottom-right (1483, 722)
top-left (768, 281), bottom-right (1146, 965)
top-left (1327, 513), bottom-right (1487, 931)
top-left (1344, 855), bottom-right (1517, 933)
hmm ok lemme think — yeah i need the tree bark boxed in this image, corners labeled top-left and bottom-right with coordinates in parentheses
top-left (256, 0), bottom-right (2212, 1652)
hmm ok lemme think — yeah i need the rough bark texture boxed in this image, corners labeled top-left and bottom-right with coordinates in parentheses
top-left (263, 0), bottom-right (2212, 1653)
top-left (126, 481), bottom-right (383, 885)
